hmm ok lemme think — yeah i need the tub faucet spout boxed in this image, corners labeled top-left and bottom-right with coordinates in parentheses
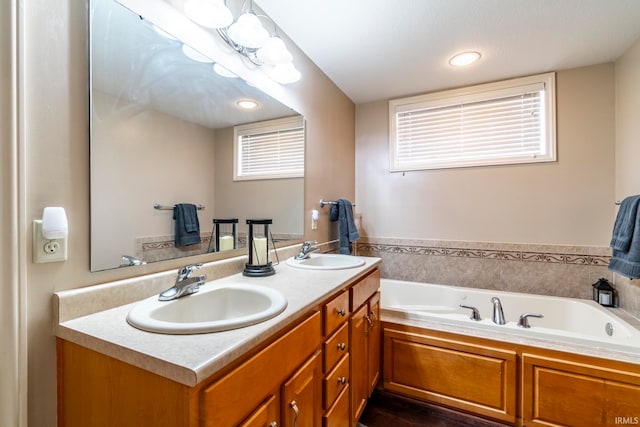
top-left (491, 297), bottom-right (506, 325)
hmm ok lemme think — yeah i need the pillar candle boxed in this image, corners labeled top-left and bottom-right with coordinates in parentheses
top-left (219, 235), bottom-right (234, 251)
top-left (252, 237), bottom-right (268, 265)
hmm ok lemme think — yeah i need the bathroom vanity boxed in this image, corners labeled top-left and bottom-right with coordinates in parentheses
top-left (55, 256), bottom-right (381, 427)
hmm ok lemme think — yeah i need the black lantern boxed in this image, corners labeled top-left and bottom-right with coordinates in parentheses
top-left (592, 278), bottom-right (615, 307)
top-left (213, 218), bottom-right (238, 252)
top-left (243, 219), bottom-right (275, 277)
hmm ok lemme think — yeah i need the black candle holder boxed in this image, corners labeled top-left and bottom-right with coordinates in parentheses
top-left (243, 219), bottom-right (275, 277)
top-left (213, 218), bottom-right (238, 252)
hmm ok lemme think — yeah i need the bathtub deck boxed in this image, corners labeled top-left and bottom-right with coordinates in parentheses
top-left (360, 390), bottom-right (510, 427)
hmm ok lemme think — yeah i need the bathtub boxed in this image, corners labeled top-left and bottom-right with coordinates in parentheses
top-left (380, 279), bottom-right (640, 355)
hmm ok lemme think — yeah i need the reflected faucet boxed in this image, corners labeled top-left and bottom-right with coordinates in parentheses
top-left (121, 255), bottom-right (146, 266)
top-left (491, 297), bottom-right (506, 325)
top-left (294, 240), bottom-right (319, 260)
top-left (159, 263), bottom-right (207, 301)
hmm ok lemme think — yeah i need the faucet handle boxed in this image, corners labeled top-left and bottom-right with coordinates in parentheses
top-left (302, 240), bottom-right (318, 248)
top-left (517, 313), bottom-right (544, 328)
top-left (459, 304), bottom-right (481, 321)
top-left (177, 263), bottom-right (203, 280)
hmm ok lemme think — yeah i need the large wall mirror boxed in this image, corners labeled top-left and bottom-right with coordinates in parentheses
top-left (90, 0), bottom-right (304, 272)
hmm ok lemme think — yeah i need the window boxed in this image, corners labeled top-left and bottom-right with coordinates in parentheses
top-left (234, 116), bottom-right (304, 181)
top-left (389, 72), bottom-right (556, 171)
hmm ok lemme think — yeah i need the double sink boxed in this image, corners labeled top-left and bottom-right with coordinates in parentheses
top-left (126, 253), bottom-right (365, 335)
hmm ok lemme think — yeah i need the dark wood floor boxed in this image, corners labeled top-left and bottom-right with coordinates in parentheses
top-left (358, 390), bottom-right (511, 427)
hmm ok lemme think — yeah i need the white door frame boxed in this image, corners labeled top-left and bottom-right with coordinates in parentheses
top-left (1, 1), bottom-right (28, 426)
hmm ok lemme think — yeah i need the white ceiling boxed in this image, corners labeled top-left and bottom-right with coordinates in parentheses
top-left (257, 0), bottom-right (640, 104)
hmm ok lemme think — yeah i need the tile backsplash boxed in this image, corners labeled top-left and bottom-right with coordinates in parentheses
top-left (355, 237), bottom-right (639, 318)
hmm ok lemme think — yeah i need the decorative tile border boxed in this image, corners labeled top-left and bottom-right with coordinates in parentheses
top-left (357, 242), bottom-right (611, 266)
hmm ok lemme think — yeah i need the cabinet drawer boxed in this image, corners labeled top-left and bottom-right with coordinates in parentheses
top-left (324, 354), bottom-right (349, 409)
top-left (323, 290), bottom-right (349, 336)
top-left (323, 384), bottom-right (349, 427)
top-left (350, 269), bottom-right (380, 311)
top-left (324, 322), bottom-right (349, 372)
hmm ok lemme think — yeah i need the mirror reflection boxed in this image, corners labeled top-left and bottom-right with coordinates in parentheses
top-left (90, 0), bottom-right (304, 272)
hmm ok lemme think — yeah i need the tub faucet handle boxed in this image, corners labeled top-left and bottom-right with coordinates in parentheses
top-left (459, 304), bottom-right (481, 321)
top-left (517, 313), bottom-right (544, 328)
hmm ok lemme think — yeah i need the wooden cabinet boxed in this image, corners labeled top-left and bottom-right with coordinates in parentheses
top-left (282, 351), bottom-right (323, 427)
top-left (382, 321), bottom-right (640, 426)
top-left (349, 270), bottom-right (381, 427)
top-left (320, 267), bottom-right (381, 427)
top-left (383, 324), bottom-right (517, 424)
top-left (58, 311), bottom-right (322, 427)
top-left (522, 352), bottom-right (640, 426)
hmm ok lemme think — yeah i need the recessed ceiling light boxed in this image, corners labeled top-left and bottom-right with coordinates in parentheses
top-left (237, 99), bottom-right (259, 110)
top-left (449, 51), bottom-right (481, 67)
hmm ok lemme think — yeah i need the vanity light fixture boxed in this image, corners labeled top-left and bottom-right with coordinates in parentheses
top-left (181, 44), bottom-right (214, 63)
top-left (183, 0), bottom-right (301, 84)
top-left (449, 51), bottom-right (481, 67)
top-left (236, 99), bottom-right (259, 110)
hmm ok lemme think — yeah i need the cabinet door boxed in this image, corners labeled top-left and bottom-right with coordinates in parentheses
top-left (367, 292), bottom-right (380, 396)
top-left (238, 395), bottom-right (279, 427)
top-left (350, 304), bottom-right (368, 427)
top-left (282, 351), bottom-right (323, 427)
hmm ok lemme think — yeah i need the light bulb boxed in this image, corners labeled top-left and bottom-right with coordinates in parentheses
top-left (184, 0), bottom-right (233, 29)
top-left (257, 36), bottom-right (293, 65)
top-left (227, 12), bottom-right (269, 48)
top-left (266, 62), bottom-right (301, 84)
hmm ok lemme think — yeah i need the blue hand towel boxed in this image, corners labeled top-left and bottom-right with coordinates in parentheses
top-left (173, 204), bottom-right (201, 247)
top-left (608, 195), bottom-right (640, 278)
top-left (330, 199), bottom-right (360, 255)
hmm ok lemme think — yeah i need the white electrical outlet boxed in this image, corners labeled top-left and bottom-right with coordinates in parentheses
top-left (33, 220), bottom-right (67, 263)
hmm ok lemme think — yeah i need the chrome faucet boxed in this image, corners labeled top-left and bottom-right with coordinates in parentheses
top-left (294, 240), bottom-right (319, 260)
top-left (159, 263), bottom-right (207, 301)
top-left (459, 304), bottom-right (481, 321)
top-left (491, 297), bottom-right (506, 325)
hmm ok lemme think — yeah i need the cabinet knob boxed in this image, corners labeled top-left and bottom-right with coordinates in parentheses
top-left (336, 308), bottom-right (346, 317)
top-left (268, 423), bottom-right (278, 427)
top-left (337, 376), bottom-right (347, 385)
top-left (337, 342), bottom-right (346, 351)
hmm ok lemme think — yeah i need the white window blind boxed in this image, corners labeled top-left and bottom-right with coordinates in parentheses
top-left (234, 116), bottom-right (304, 180)
top-left (389, 72), bottom-right (556, 171)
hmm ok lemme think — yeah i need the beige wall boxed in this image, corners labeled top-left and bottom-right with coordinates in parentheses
top-left (613, 37), bottom-right (640, 316)
top-left (91, 91), bottom-right (217, 271)
top-left (355, 64), bottom-right (616, 246)
top-left (22, 1), bottom-right (354, 426)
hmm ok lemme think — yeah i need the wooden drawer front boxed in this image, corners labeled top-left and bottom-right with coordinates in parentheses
top-left (323, 385), bottom-right (349, 427)
top-left (323, 290), bottom-right (349, 336)
top-left (201, 312), bottom-right (322, 427)
top-left (383, 327), bottom-right (517, 424)
top-left (324, 354), bottom-right (349, 409)
top-left (522, 353), bottom-right (640, 426)
top-left (350, 268), bottom-right (380, 311)
top-left (238, 394), bottom-right (279, 427)
top-left (324, 322), bottom-right (349, 372)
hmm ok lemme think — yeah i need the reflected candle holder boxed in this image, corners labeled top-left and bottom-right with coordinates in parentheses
top-left (243, 219), bottom-right (275, 277)
top-left (213, 218), bottom-right (238, 252)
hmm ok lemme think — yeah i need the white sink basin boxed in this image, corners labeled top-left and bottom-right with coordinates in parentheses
top-left (126, 284), bottom-right (287, 334)
top-left (286, 253), bottom-right (365, 270)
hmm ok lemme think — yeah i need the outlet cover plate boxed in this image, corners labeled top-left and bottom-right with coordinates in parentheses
top-left (33, 220), bottom-right (67, 263)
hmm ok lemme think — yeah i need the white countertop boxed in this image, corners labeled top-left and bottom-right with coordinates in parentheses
top-left (55, 256), bottom-right (381, 387)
